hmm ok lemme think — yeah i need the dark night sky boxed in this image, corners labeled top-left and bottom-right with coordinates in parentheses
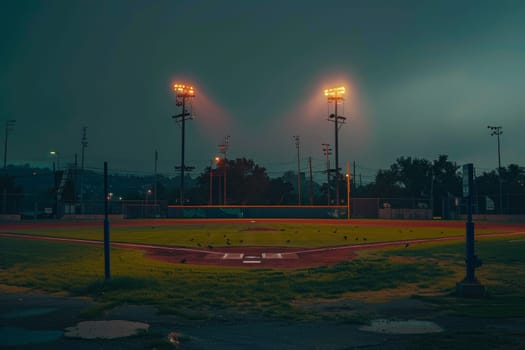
top-left (1, 0), bottom-right (524, 182)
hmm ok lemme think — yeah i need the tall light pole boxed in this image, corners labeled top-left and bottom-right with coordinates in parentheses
top-left (3, 120), bottom-right (15, 171)
top-left (293, 135), bottom-right (301, 205)
top-left (172, 83), bottom-right (195, 205)
top-left (80, 126), bottom-right (87, 214)
top-left (218, 136), bottom-right (230, 205)
top-left (50, 150), bottom-right (60, 171)
top-left (322, 143), bottom-right (332, 205)
top-left (488, 126), bottom-right (503, 214)
top-left (145, 188), bottom-right (152, 217)
top-left (50, 151), bottom-right (59, 218)
top-left (346, 162), bottom-right (351, 220)
top-left (324, 87), bottom-right (346, 205)
top-left (210, 156), bottom-right (220, 205)
top-left (154, 150), bottom-right (158, 216)
top-left (3, 119), bottom-right (15, 214)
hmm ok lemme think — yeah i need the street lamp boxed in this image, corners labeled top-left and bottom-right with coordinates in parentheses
top-left (172, 83), bottom-right (196, 205)
top-left (214, 156), bottom-right (228, 206)
top-left (487, 125), bottom-right (503, 213)
top-left (324, 87), bottom-right (346, 205)
top-left (145, 189), bottom-right (152, 217)
top-left (50, 151), bottom-right (60, 171)
top-left (50, 151), bottom-right (60, 218)
top-left (209, 157), bottom-right (220, 205)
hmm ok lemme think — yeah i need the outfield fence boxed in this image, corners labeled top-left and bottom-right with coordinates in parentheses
top-left (2, 192), bottom-right (525, 220)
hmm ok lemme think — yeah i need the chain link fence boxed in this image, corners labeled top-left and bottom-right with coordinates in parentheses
top-left (2, 192), bottom-right (524, 220)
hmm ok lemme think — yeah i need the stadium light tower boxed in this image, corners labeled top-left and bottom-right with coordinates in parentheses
top-left (172, 83), bottom-right (195, 205)
top-left (324, 87), bottom-right (346, 205)
top-left (487, 125), bottom-right (503, 213)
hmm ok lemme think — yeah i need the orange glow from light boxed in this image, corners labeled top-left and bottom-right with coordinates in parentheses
top-left (324, 86), bottom-right (345, 98)
top-left (214, 156), bottom-right (220, 162)
top-left (173, 83), bottom-right (196, 97)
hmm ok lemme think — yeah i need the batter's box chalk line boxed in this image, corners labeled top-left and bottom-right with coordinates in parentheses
top-left (261, 253), bottom-right (283, 259)
top-left (222, 253), bottom-right (244, 260)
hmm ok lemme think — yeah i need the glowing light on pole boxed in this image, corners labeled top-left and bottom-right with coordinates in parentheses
top-left (209, 156), bottom-right (220, 205)
top-left (50, 150), bottom-right (59, 218)
top-left (172, 83), bottom-right (196, 205)
top-left (324, 87), bottom-right (346, 206)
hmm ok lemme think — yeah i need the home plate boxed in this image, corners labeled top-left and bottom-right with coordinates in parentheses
top-left (243, 260), bottom-right (261, 264)
top-left (262, 253), bottom-right (282, 259)
top-left (222, 253), bottom-right (244, 260)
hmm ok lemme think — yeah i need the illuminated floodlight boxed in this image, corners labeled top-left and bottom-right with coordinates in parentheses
top-left (173, 83), bottom-right (195, 97)
top-left (324, 86), bottom-right (345, 99)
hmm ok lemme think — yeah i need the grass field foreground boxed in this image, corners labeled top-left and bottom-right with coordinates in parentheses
top-left (1, 227), bottom-right (524, 321)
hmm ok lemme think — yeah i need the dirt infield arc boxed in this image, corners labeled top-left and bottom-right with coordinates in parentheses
top-left (2, 231), bottom-right (525, 269)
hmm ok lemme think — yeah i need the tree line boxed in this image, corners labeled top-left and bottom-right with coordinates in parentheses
top-left (2, 155), bottom-right (524, 215)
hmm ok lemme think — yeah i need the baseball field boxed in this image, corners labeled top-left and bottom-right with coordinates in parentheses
top-left (1, 218), bottom-right (524, 349)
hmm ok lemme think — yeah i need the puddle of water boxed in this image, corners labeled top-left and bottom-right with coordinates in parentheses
top-left (64, 320), bottom-right (150, 339)
top-left (359, 319), bottom-right (443, 334)
top-left (0, 326), bottom-right (63, 346)
top-left (1, 307), bottom-right (57, 319)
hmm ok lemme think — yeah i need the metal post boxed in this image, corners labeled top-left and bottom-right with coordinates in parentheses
top-left (309, 156), bottom-right (314, 205)
top-left (53, 162), bottom-right (57, 218)
top-left (456, 163), bottom-right (484, 297)
top-left (465, 164), bottom-right (475, 281)
top-left (154, 150), bottom-right (158, 216)
top-left (218, 136), bottom-right (230, 205)
top-left (322, 143), bottom-right (331, 205)
top-left (180, 96), bottom-right (186, 205)
top-left (209, 159), bottom-right (213, 205)
top-left (294, 136), bottom-right (301, 205)
top-left (346, 162), bottom-right (351, 220)
top-left (334, 101), bottom-right (339, 205)
top-left (224, 158), bottom-right (227, 205)
top-left (80, 127), bottom-right (87, 215)
top-left (104, 161), bottom-right (111, 280)
top-left (497, 132), bottom-right (502, 214)
top-left (488, 126), bottom-right (503, 214)
top-left (3, 120), bottom-right (15, 214)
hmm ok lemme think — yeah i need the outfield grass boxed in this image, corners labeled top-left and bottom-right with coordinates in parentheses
top-left (1, 222), bottom-right (496, 248)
